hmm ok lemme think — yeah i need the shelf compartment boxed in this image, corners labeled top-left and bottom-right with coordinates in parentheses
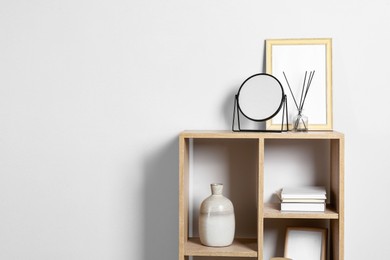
top-left (263, 203), bottom-right (339, 219)
top-left (185, 237), bottom-right (258, 257)
top-left (189, 138), bottom-right (258, 238)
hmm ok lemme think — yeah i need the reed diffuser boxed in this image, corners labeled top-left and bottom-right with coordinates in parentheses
top-left (283, 71), bottom-right (315, 131)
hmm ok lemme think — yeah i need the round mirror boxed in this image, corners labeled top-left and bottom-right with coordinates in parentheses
top-left (237, 73), bottom-right (284, 121)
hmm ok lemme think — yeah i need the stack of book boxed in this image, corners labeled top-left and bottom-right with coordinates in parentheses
top-left (279, 186), bottom-right (326, 212)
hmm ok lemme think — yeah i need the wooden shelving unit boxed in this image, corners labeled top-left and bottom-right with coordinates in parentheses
top-left (179, 130), bottom-right (344, 260)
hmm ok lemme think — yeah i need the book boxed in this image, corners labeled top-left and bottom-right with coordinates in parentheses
top-left (281, 198), bottom-right (326, 203)
top-left (281, 186), bottom-right (326, 200)
top-left (280, 202), bottom-right (325, 212)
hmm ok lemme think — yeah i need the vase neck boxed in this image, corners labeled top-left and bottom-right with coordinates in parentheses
top-left (211, 183), bottom-right (223, 195)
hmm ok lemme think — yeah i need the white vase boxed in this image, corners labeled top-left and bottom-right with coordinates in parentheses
top-left (199, 183), bottom-right (235, 247)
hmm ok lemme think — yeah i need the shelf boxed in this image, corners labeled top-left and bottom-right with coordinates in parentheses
top-left (263, 203), bottom-right (339, 219)
top-left (180, 130), bottom-right (344, 140)
top-left (185, 237), bottom-right (258, 257)
top-left (179, 131), bottom-right (344, 260)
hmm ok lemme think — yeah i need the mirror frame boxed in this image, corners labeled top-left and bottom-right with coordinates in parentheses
top-left (232, 73), bottom-right (289, 132)
top-left (237, 73), bottom-right (285, 122)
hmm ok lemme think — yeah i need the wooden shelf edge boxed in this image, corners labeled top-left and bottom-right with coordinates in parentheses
top-left (263, 203), bottom-right (339, 219)
top-left (185, 237), bottom-right (258, 257)
top-left (180, 130), bottom-right (344, 140)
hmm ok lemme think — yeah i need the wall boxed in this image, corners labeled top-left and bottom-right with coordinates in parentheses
top-left (1, 0), bottom-right (389, 259)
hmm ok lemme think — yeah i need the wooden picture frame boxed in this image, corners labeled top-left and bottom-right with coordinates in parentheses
top-left (284, 227), bottom-right (327, 260)
top-left (266, 38), bottom-right (333, 131)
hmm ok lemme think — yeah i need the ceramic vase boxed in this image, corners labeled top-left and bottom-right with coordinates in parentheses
top-left (199, 183), bottom-right (235, 247)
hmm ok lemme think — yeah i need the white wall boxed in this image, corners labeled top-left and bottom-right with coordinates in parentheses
top-left (1, 0), bottom-right (389, 259)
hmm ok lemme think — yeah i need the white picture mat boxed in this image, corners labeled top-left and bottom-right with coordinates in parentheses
top-left (266, 39), bottom-right (332, 130)
top-left (272, 45), bottom-right (327, 124)
top-left (285, 228), bottom-right (326, 260)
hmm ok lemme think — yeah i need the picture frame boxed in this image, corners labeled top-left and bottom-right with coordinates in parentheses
top-left (266, 38), bottom-right (333, 131)
top-left (284, 227), bottom-right (327, 260)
